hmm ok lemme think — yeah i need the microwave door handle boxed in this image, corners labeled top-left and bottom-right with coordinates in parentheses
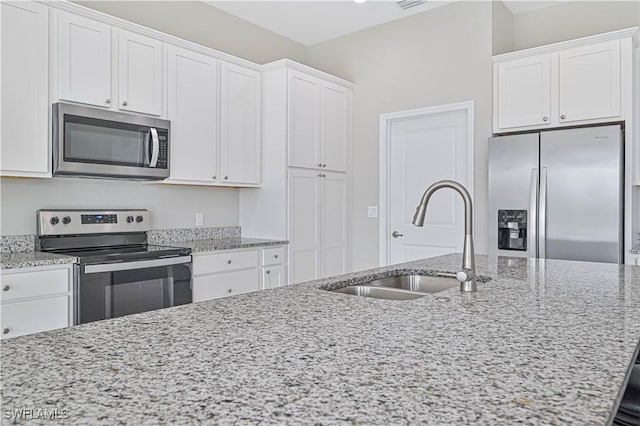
top-left (149, 128), bottom-right (159, 168)
top-left (143, 130), bottom-right (151, 166)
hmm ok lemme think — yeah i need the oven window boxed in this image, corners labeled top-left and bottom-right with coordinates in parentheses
top-left (79, 263), bottom-right (192, 324)
top-left (64, 114), bottom-right (149, 167)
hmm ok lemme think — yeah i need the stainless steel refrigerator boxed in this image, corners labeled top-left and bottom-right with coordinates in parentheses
top-left (488, 125), bottom-right (623, 264)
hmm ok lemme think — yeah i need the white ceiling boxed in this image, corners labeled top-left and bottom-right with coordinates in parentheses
top-left (206, 0), bottom-right (570, 47)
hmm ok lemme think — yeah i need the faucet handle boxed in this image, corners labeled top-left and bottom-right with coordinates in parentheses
top-left (456, 268), bottom-right (475, 283)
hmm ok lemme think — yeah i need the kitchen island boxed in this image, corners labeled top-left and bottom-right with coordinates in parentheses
top-left (2, 254), bottom-right (639, 425)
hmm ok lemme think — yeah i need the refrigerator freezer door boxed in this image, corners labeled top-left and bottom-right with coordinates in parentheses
top-left (540, 125), bottom-right (623, 263)
top-left (488, 133), bottom-right (540, 258)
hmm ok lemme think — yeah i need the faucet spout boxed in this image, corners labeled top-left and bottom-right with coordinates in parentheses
top-left (412, 180), bottom-right (476, 292)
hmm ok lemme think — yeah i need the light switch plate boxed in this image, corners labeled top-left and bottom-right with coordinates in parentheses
top-left (367, 206), bottom-right (378, 218)
top-left (195, 213), bottom-right (204, 226)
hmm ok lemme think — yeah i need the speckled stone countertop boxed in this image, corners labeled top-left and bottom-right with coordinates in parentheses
top-left (2, 254), bottom-right (640, 425)
top-left (158, 237), bottom-right (288, 253)
top-left (0, 251), bottom-right (77, 271)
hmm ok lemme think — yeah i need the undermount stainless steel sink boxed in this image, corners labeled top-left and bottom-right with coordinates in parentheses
top-left (329, 274), bottom-right (460, 300)
top-left (364, 274), bottom-right (460, 294)
top-left (332, 285), bottom-right (426, 300)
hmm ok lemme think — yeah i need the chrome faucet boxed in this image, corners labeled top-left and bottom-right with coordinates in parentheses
top-left (412, 180), bottom-right (477, 292)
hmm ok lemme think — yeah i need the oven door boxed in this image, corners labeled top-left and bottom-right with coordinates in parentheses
top-left (77, 256), bottom-right (192, 325)
top-left (53, 103), bottom-right (170, 180)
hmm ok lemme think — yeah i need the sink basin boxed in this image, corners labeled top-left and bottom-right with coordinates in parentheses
top-left (332, 285), bottom-right (426, 300)
top-left (364, 274), bottom-right (459, 294)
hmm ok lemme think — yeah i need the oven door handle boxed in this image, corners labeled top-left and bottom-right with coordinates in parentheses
top-left (84, 256), bottom-right (191, 274)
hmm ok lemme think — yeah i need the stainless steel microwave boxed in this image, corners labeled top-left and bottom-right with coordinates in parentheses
top-left (52, 103), bottom-right (170, 180)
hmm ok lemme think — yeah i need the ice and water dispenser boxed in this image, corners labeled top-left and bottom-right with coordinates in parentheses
top-left (497, 210), bottom-right (527, 251)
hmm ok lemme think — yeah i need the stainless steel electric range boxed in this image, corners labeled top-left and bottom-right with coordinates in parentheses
top-left (37, 209), bottom-right (192, 325)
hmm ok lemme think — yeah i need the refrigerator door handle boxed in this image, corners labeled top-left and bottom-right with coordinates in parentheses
top-left (529, 169), bottom-right (538, 258)
top-left (539, 167), bottom-right (548, 259)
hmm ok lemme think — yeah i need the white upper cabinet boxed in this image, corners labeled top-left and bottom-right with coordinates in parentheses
top-left (167, 46), bottom-right (218, 183)
top-left (288, 70), bottom-right (321, 169)
top-left (321, 83), bottom-right (349, 172)
top-left (0, 1), bottom-right (50, 177)
top-left (496, 54), bottom-right (551, 129)
top-left (558, 40), bottom-right (621, 123)
top-left (57, 11), bottom-right (112, 108)
top-left (118, 29), bottom-right (163, 116)
top-left (493, 30), bottom-right (633, 133)
top-left (219, 62), bottom-right (261, 185)
top-left (288, 70), bottom-right (350, 172)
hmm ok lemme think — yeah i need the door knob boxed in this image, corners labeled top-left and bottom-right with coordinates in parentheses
top-left (392, 231), bottom-right (403, 238)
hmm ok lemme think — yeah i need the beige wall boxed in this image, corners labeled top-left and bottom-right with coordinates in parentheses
top-left (492, 1), bottom-right (514, 55)
top-left (307, 1), bottom-right (493, 272)
top-left (512, 1), bottom-right (639, 51)
top-left (74, 1), bottom-right (306, 64)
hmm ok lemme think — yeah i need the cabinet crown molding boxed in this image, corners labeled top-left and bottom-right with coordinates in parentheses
top-left (262, 59), bottom-right (354, 89)
top-left (40, 0), bottom-right (262, 71)
top-left (493, 26), bottom-right (639, 63)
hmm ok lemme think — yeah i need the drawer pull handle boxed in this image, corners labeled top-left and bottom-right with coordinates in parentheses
top-left (2, 285), bottom-right (9, 291)
top-left (227, 289), bottom-right (232, 293)
top-left (2, 328), bottom-right (9, 335)
top-left (227, 260), bottom-right (232, 264)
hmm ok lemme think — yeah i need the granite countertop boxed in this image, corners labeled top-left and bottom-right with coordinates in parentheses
top-left (0, 251), bottom-right (77, 271)
top-left (159, 237), bottom-right (289, 253)
top-left (2, 254), bottom-right (640, 425)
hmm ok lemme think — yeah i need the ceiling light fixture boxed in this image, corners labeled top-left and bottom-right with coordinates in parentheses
top-left (396, 0), bottom-right (427, 10)
top-left (354, 0), bottom-right (367, 3)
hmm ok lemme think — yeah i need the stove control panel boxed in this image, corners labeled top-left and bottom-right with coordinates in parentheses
top-left (37, 210), bottom-right (150, 236)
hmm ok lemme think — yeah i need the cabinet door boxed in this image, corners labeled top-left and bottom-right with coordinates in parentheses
top-left (321, 83), bottom-right (349, 172)
top-left (1, 296), bottom-right (69, 340)
top-left (262, 265), bottom-right (285, 289)
top-left (558, 40), bottom-right (621, 123)
top-left (220, 62), bottom-right (261, 185)
top-left (288, 169), bottom-right (320, 284)
top-left (320, 172), bottom-right (348, 278)
top-left (0, 1), bottom-right (49, 176)
top-left (167, 46), bottom-right (218, 183)
top-left (118, 29), bottom-right (163, 116)
top-left (497, 54), bottom-right (551, 129)
top-left (288, 70), bottom-right (321, 169)
top-left (193, 269), bottom-right (259, 302)
top-left (58, 11), bottom-right (112, 107)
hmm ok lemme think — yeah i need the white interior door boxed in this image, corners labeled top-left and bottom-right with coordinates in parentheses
top-left (384, 107), bottom-right (472, 265)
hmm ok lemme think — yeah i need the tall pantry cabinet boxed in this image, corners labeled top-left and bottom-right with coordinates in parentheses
top-left (239, 60), bottom-right (352, 285)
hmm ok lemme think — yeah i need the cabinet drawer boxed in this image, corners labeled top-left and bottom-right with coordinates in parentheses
top-left (193, 269), bottom-right (260, 302)
top-left (193, 250), bottom-right (259, 275)
top-left (262, 246), bottom-right (285, 266)
top-left (1, 295), bottom-right (69, 339)
top-left (0, 269), bottom-right (70, 302)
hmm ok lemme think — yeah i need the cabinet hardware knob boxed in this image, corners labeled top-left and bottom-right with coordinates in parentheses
top-left (543, 117), bottom-right (548, 122)
top-left (323, 164), bottom-right (327, 168)
top-left (266, 270), bottom-right (271, 274)
top-left (105, 99), bottom-right (111, 104)
top-left (2, 285), bottom-right (9, 291)
top-left (224, 176), bottom-right (228, 180)
top-left (122, 101), bottom-right (128, 106)
top-left (2, 328), bottom-right (9, 335)
top-left (318, 163), bottom-right (323, 167)
top-left (213, 175), bottom-right (217, 179)
top-left (227, 260), bottom-right (232, 264)
top-left (227, 289), bottom-right (232, 293)
top-left (274, 255), bottom-right (278, 259)
top-left (560, 114), bottom-right (566, 120)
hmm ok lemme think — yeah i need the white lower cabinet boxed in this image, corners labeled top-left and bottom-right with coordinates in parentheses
top-left (193, 269), bottom-right (259, 302)
top-left (0, 266), bottom-right (73, 339)
top-left (192, 246), bottom-right (288, 302)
